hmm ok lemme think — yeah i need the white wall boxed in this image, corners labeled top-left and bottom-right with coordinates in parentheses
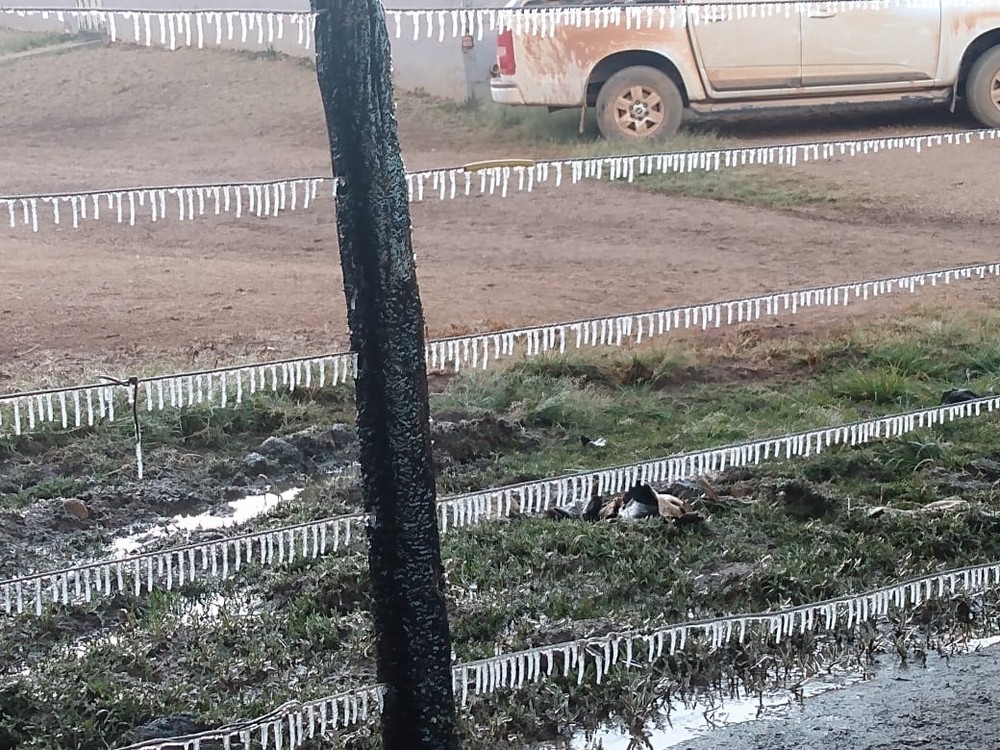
top-left (0, 0), bottom-right (497, 102)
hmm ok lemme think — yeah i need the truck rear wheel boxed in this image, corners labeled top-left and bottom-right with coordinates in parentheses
top-left (596, 66), bottom-right (683, 142)
top-left (965, 46), bottom-right (1000, 128)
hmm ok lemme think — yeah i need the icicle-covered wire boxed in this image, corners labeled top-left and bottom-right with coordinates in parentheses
top-left (3, 129), bottom-right (997, 234)
top-left (423, 263), bottom-right (997, 375)
top-left (379, 0), bottom-right (1000, 39)
top-left (1, 262), bottom-right (993, 439)
top-left (0, 381), bottom-right (131, 438)
top-left (1, 469), bottom-right (361, 619)
top-left (0, 7), bottom-right (316, 51)
top-left (110, 557), bottom-right (1000, 748)
top-left (432, 391), bottom-right (1000, 532)
top-left (134, 351), bottom-right (356, 415)
top-left (451, 558), bottom-right (1000, 705)
top-left (114, 685), bottom-right (384, 750)
top-left (6, 0), bottom-right (1000, 54)
top-left (408, 129), bottom-right (1000, 204)
top-left (8, 391), bottom-right (1000, 619)
top-left (0, 352), bottom-right (357, 438)
top-left (0, 177), bottom-right (331, 233)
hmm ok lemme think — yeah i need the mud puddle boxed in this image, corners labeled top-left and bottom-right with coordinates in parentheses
top-left (549, 636), bottom-right (1000, 750)
top-left (111, 487), bottom-right (304, 557)
top-left (1, 412), bottom-right (531, 580)
top-left (542, 671), bottom-right (863, 750)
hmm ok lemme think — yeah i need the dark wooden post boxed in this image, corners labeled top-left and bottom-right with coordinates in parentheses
top-left (310, 2), bottom-right (459, 747)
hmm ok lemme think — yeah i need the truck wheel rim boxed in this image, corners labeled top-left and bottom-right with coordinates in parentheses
top-left (613, 85), bottom-right (665, 136)
top-left (992, 71), bottom-right (1000, 111)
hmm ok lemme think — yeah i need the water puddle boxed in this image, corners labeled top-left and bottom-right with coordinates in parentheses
top-left (549, 635), bottom-right (1000, 750)
top-left (550, 672), bottom-right (862, 750)
top-left (111, 487), bottom-right (303, 558)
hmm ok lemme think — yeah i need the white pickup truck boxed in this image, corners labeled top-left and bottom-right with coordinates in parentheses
top-left (489, 0), bottom-right (1000, 140)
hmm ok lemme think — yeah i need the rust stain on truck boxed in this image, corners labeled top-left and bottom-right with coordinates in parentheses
top-left (514, 26), bottom-right (701, 104)
top-left (491, 0), bottom-right (1000, 141)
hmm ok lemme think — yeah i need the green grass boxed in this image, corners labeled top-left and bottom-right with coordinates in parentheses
top-left (427, 303), bottom-right (1000, 490)
top-left (6, 304), bottom-right (1000, 748)
top-left (632, 167), bottom-right (854, 208)
top-left (566, 132), bottom-right (857, 208)
top-left (410, 93), bottom-right (856, 209)
top-left (230, 47), bottom-right (315, 69)
top-left (0, 31), bottom-right (78, 57)
top-left (427, 96), bottom-right (592, 145)
top-left (0, 385), bottom-right (355, 505)
top-left (4, 301), bottom-right (999, 511)
top-left (443, 479), bottom-right (1000, 656)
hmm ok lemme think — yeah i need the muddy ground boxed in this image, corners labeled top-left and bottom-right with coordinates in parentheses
top-left (0, 406), bottom-right (535, 578)
top-left (683, 643), bottom-right (1000, 750)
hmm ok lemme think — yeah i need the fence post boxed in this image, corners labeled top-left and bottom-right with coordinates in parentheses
top-left (310, 1), bottom-right (459, 748)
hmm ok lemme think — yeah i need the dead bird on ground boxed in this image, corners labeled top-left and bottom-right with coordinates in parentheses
top-left (546, 482), bottom-right (703, 525)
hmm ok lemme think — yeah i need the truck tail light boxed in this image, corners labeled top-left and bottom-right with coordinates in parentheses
top-left (497, 30), bottom-right (516, 76)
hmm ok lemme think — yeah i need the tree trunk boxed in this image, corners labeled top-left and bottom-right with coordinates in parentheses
top-left (310, 2), bottom-right (459, 748)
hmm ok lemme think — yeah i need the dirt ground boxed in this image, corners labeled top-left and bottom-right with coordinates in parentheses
top-left (682, 643), bottom-right (1000, 750)
top-left (2, 41), bottom-right (1000, 387)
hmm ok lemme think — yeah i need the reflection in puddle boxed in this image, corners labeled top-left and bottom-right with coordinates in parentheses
top-left (111, 487), bottom-right (303, 558)
top-left (552, 673), bottom-right (862, 750)
top-left (550, 635), bottom-right (1000, 750)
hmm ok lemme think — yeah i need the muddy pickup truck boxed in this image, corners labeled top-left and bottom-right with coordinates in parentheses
top-left (489, 0), bottom-right (1000, 140)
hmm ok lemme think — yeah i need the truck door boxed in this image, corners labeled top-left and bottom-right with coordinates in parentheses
top-left (688, 0), bottom-right (802, 93)
top-left (801, 2), bottom-right (943, 88)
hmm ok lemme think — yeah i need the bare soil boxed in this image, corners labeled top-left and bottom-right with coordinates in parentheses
top-left (2, 42), bottom-right (999, 388)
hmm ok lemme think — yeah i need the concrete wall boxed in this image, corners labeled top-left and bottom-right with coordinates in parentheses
top-left (0, 0), bottom-right (497, 102)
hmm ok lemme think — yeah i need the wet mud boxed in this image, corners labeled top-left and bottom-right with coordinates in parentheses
top-left (681, 643), bottom-right (1000, 750)
top-left (0, 413), bottom-right (535, 579)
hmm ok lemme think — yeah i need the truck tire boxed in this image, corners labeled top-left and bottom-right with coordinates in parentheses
top-left (596, 66), bottom-right (683, 142)
top-left (965, 46), bottom-right (1000, 128)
